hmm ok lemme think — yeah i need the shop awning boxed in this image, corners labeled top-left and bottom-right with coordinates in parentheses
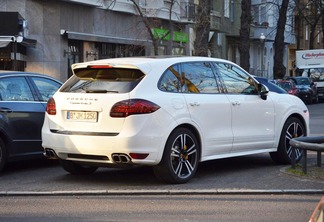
top-left (0, 36), bottom-right (37, 48)
top-left (61, 30), bottom-right (152, 46)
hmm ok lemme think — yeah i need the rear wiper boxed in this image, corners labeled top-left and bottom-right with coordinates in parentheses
top-left (85, 90), bottom-right (118, 93)
top-left (70, 81), bottom-right (93, 92)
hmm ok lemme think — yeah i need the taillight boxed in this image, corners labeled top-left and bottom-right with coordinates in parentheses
top-left (110, 99), bottom-right (160, 118)
top-left (46, 97), bottom-right (56, 115)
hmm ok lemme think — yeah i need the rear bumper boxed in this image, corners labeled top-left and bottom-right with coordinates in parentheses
top-left (41, 127), bottom-right (165, 166)
top-left (317, 87), bottom-right (324, 99)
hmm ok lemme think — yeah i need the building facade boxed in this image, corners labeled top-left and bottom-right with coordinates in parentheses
top-left (0, 0), bottom-right (192, 81)
top-left (1, 0), bottom-right (309, 81)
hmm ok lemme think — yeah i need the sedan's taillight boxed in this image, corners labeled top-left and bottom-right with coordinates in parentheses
top-left (110, 99), bottom-right (160, 118)
top-left (46, 97), bottom-right (56, 115)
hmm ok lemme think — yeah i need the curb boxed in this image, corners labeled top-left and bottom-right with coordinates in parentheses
top-left (1, 189), bottom-right (324, 196)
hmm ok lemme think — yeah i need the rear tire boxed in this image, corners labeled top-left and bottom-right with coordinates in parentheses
top-left (59, 159), bottom-right (98, 175)
top-left (153, 128), bottom-right (199, 184)
top-left (270, 117), bottom-right (305, 164)
top-left (0, 138), bottom-right (6, 172)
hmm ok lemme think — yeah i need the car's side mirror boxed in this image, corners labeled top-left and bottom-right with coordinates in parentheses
top-left (258, 83), bottom-right (269, 100)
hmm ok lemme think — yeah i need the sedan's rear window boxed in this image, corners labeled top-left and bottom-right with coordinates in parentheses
top-left (61, 68), bottom-right (145, 93)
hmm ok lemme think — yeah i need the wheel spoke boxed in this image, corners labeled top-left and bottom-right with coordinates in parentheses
top-left (183, 159), bottom-right (194, 173)
top-left (175, 161), bottom-right (183, 176)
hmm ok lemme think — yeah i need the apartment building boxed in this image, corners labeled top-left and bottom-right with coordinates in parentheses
top-left (289, 0), bottom-right (323, 76)
top-left (250, 0), bottom-right (296, 79)
top-left (0, 0), bottom-right (193, 81)
top-left (0, 0), bottom-right (246, 81)
top-left (0, 0), bottom-right (300, 81)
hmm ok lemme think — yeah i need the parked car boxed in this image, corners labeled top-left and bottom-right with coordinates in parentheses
top-left (289, 76), bottom-right (318, 104)
top-left (276, 79), bottom-right (300, 96)
top-left (253, 76), bottom-right (287, 94)
top-left (42, 57), bottom-right (309, 184)
top-left (0, 71), bottom-right (62, 172)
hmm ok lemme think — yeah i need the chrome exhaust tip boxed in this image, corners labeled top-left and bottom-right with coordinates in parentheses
top-left (43, 148), bottom-right (58, 159)
top-left (112, 153), bottom-right (131, 163)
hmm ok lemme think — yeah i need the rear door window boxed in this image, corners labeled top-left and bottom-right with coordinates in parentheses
top-left (0, 77), bottom-right (35, 101)
top-left (181, 62), bottom-right (220, 94)
top-left (158, 62), bottom-right (221, 94)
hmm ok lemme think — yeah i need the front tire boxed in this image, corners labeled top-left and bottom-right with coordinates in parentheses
top-left (270, 117), bottom-right (305, 164)
top-left (153, 128), bottom-right (199, 184)
top-left (59, 159), bottom-right (98, 175)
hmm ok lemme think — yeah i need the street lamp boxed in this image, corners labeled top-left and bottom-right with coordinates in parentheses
top-left (260, 33), bottom-right (266, 77)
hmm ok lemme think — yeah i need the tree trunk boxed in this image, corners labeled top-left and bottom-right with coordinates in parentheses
top-left (239, 0), bottom-right (252, 72)
top-left (273, 0), bottom-right (289, 79)
top-left (193, 0), bottom-right (210, 56)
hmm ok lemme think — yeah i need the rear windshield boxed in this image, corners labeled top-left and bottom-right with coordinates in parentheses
top-left (60, 68), bottom-right (145, 93)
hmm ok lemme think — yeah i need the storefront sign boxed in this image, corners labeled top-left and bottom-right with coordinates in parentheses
top-left (153, 28), bottom-right (188, 43)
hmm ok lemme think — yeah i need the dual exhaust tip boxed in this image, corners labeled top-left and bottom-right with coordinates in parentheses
top-left (112, 153), bottom-right (131, 164)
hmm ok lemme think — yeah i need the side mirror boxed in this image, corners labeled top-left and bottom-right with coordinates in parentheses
top-left (258, 83), bottom-right (269, 100)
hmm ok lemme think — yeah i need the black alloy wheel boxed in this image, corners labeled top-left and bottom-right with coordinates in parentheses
top-left (153, 127), bottom-right (199, 184)
top-left (270, 117), bottom-right (305, 164)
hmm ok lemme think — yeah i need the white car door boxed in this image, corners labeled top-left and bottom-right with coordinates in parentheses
top-left (214, 62), bottom-right (276, 153)
top-left (179, 62), bottom-right (233, 158)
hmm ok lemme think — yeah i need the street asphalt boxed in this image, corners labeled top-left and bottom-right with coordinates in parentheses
top-left (0, 104), bottom-right (323, 196)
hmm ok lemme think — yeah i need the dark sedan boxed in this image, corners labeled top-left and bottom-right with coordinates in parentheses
top-left (0, 71), bottom-right (62, 172)
top-left (289, 76), bottom-right (318, 104)
top-left (253, 76), bottom-right (287, 94)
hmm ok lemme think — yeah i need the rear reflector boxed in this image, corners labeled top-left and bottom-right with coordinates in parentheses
top-left (129, 153), bottom-right (149, 160)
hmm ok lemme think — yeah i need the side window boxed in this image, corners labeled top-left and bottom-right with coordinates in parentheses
top-left (181, 62), bottom-right (220, 94)
top-left (0, 77), bottom-right (34, 101)
top-left (30, 77), bottom-right (61, 102)
top-left (214, 62), bottom-right (258, 94)
top-left (158, 65), bottom-right (181, 92)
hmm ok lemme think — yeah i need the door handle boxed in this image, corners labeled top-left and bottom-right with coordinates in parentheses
top-left (189, 102), bottom-right (200, 107)
top-left (231, 101), bottom-right (240, 106)
top-left (0, 107), bottom-right (12, 113)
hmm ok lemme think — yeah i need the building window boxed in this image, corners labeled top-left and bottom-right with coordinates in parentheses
top-left (96, 43), bottom-right (145, 59)
top-left (224, 0), bottom-right (230, 18)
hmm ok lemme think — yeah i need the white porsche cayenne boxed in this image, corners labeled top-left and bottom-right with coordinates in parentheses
top-left (42, 56), bottom-right (309, 184)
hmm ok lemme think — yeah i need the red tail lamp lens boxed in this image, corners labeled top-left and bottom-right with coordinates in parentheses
top-left (46, 97), bottom-right (56, 115)
top-left (110, 99), bottom-right (160, 117)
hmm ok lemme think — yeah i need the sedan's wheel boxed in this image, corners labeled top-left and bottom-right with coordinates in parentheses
top-left (307, 95), bottom-right (313, 105)
top-left (313, 95), bottom-right (319, 104)
top-left (59, 159), bottom-right (98, 175)
top-left (153, 128), bottom-right (199, 184)
top-left (0, 138), bottom-right (6, 172)
top-left (270, 117), bottom-right (305, 164)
